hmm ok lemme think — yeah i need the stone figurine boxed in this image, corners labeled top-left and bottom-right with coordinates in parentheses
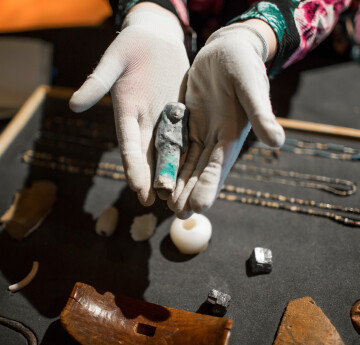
top-left (154, 102), bottom-right (189, 192)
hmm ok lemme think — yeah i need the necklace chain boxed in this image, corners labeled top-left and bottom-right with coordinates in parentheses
top-left (230, 163), bottom-right (356, 196)
top-left (249, 138), bottom-right (360, 161)
top-left (43, 116), bottom-right (360, 160)
top-left (21, 150), bottom-right (360, 227)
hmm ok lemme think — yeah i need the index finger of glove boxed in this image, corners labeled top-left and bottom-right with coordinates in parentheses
top-left (234, 71), bottom-right (285, 148)
top-left (115, 114), bottom-right (147, 199)
top-left (70, 35), bottom-right (127, 113)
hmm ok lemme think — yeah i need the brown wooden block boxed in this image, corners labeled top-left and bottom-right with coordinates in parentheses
top-left (60, 282), bottom-right (233, 345)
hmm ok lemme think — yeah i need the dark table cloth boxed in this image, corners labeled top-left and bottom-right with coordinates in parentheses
top-left (0, 61), bottom-right (360, 345)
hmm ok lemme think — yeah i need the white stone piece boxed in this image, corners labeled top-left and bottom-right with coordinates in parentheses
top-left (170, 213), bottom-right (212, 254)
top-left (8, 261), bottom-right (39, 292)
top-left (95, 206), bottom-right (119, 237)
top-left (130, 213), bottom-right (157, 241)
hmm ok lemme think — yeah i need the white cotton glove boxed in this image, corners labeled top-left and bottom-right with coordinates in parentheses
top-left (168, 23), bottom-right (285, 218)
top-left (69, 9), bottom-right (190, 206)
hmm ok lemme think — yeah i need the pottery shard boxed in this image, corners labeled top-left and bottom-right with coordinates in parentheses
top-left (350, 300), bottom-right (360, 334)
top-left (0, 180), bottom-right (57, 240)
top-left (273, 297), bottom-right (344, 345)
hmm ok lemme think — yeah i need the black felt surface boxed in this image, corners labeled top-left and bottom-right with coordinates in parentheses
top-left (1, 62), bottom-right (360, 345)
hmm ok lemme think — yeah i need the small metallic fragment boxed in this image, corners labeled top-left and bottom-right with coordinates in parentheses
top-left (250, 247), bottom-right (272, 274)
top-left (206, 289), bottom-right (231, 316)
top-left (154, 102), bottom-right (189, 193)
top-left (8, 261), bottom-right (39, 292)
top-left (130, 213), bottom-right (157, 241)
top-left (95, 206), bottom-right (119, 237)
top-left (0, 180), bottom-right (57, 240)
top-left (0, 316), bottom-right (37, 345)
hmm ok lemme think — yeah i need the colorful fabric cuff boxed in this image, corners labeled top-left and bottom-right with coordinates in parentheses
top-left (227, 0), bottom-right (300, 77)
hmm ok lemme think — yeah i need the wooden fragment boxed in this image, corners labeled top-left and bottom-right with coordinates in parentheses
top-left (273, 297), bottom-right (344, 345)
top-left (61, 282), bottom-right (233, 345)
top-left (350, 300), bottom-right (360, 334)
top-left (0, 85), bottom-right (48, 158)
top-left (1, 180), bottom-right (57, 240)
top-left (277, 118), bottom-right (360, 140)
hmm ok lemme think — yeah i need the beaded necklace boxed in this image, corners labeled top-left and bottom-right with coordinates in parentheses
top-left (21, 150), bottom-right (360, 227)
top-left (230, 163), bottom-right (356, 196)
top-left (247, 138), bottom-right (360, 161)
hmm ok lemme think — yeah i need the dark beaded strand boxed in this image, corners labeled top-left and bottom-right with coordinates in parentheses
top-left (21, 150), bottom-right (360, 227)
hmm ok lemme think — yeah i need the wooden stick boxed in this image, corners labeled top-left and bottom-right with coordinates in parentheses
top-left (277, 118), bottom-right (360, 140)
top-left (0, 86), bottom-right (113, 158)
top-left (0, 85), bottom-right (48, 157)
top-left (1, 85), bottom-right (359, 159)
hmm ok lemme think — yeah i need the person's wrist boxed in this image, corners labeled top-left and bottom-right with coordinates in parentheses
top-left (233, 19), bottom-right (278, 62)
top-left (122, 3), bottom-right (185, 42)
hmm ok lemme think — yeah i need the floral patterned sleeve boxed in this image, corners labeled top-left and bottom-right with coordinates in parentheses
top-left (109, 0), bottom-right (352, 77)
top-left (229, 0), bottom-right (352, 77)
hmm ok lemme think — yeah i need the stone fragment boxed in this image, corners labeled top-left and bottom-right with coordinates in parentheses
top-left (130, 213), bottom-right (157, 241)
top-left (273, 297), bottom-right (345, 345)
top-left (154, 102), bottom-right (189, 193)
top-left (95, 206), bottom-right (119, 237)
top-left (350, 299), bottom-right (360, 334)
top-left (1, 180), bottom-right (57, 240)
top-left (206, 289), bottom-right (231, 316)
top-left (250, 247), bottom-right (272, 274)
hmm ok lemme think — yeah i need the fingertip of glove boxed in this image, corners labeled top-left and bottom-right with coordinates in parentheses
top-left (189, 194), bottom-right (213, 215)
top-left (167, 197), bottom-right (193, 219)
top-left (254, 116), bottom-right (286, 148)
top-left (175, 209), bottom-right (194, 220)
top-left (264, 121), bottom-right (285, 148)
top-left (69, 76), bottom-right (109, 113)
top-left (137, 189), bottom-right (156, 207)
top-left (157, 189), bottom-right (171, 201)
top-left (69, 92), bottom-right (87, 113)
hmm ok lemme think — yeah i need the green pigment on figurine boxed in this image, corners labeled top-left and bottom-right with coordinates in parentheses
top-left (159, 154), bottom-right (177, 179)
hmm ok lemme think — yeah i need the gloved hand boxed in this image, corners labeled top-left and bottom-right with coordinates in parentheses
top-left (69, 8), bottom-right (189, 206)
top-left (168, 22), bottom-right (285, 218)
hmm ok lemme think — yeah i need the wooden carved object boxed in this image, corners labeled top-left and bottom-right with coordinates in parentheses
top-left (1, 180), bottom-right (57, 240)
top-left (60, 282), bottom-right (233, 345)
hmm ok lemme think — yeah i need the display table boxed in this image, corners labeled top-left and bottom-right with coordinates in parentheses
top-left (0, 80), bottom-right (359, 344)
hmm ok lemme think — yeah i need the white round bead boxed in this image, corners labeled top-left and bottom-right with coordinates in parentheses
top-left (95, 206), bottom-right (119, 237)
top-left (170, 213), bottom-right (212, 254)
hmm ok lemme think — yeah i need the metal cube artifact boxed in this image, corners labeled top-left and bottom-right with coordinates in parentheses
top-left (207, 289), bottom-right (231, 316)
top-left (250, 247), bottom-right (273, 274)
